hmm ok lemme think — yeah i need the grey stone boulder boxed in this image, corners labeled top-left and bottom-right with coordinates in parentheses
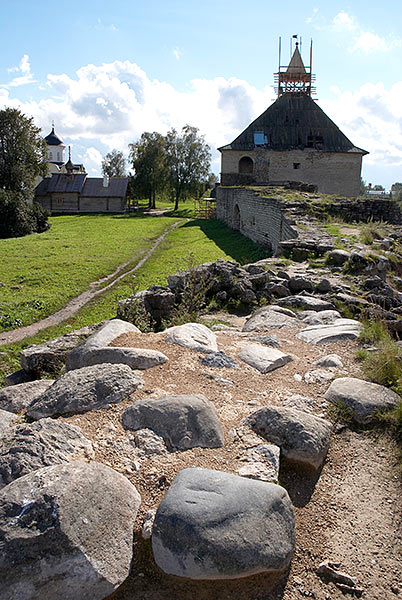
top-left (0, 461), bottom-right (141, 600)
top-left (324, 377), bottom-right (401, 424)
top-left (20, 332), bottom-right (91, 375)
top-left (314, 354), bottom-right (343, 368)
top-left (26, 363), bottom-right (143, 419)
top-left (164, 322), bottom-right (218, 353)
top-left (152, 468), bottom-right (295, 579)
top-left (0, 419), bottom-right (93, 489)
top-left (237, 443), bottom-right (280, 483)
top-left (296, 319), bottom-right (361, 344)
top-left (275, 295), bottom-right (335, 311)
top-left (66, 319), bottom-right (168, 371)
top-left (239, 344), bottom-right (293, 374)
top-left (0, 409), bottom-right (17, 436)
top-left (250, 334), bottom-right (281, 348)
top-left (243, 306), bottom-right (301, 332)
top-left (288, 276), bottom-right (314, 294)
top-left (244, 406), bottom-right (332, 469)
top-left (4, 369), bottom-right (34, 387)
top-left (327, 249), bottom-right (351, 266)
top-left (131, 428), bottom-right (167, 456)
top-left (200, 351), bottom-right (239, 369)
top-left (0, 380), bottom-right (55, 414)
top-left (122, 394), bottom-right (224, 451)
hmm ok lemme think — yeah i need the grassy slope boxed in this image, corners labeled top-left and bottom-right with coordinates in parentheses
top-left (0, 212), bottom-right (268, 383)
top-left (0, 213), bottom-right (174, 331)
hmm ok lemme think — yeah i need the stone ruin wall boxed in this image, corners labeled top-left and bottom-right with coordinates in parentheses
top-left (216, 187), bottom-right (297, 253)
top-left (216, 186), bottom-right (402, 254)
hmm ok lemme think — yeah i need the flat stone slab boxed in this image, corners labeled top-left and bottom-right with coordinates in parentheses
top-left (0, 461), bottom-right (141, 600)
top-left (0, 380), bottom-right (55, 414)
top-left (324, 377), bottom-right (400, 424)
top-left (239, 344), bottom-right (293, 374)
top-left (0, 418), bottom-right (94, 489)
top-left (296, 319), bottom-right (362, 344)
top-left (152, 468), bottom-right (295, 579)
top-left (122, 394), bottom-right (224, 450)
top-left (0, 409), bottom-right (17, 436)
top-left (243, 307), bottom-right (301, 332)
top-left (244, 405), bottom-right (332, 469)
top-left (66, 319), bottom-right (167, 371)
top-left (164, 323), bottom-right (218, 353)
top-left (26, 363), bottom-right (144, 419)
top-left (276, 296), bottom-right (335, 311)
top-left (302, 310), bottom-right (342, 326)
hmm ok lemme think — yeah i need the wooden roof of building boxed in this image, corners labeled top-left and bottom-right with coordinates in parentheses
top-left (219, 92), bottom-right (368, 155)
top-left (35, 174), bottom-right (129, 197)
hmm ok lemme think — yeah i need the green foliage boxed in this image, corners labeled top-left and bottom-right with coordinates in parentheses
top-left (101, 149), bottom-right (126, 177)
top-left (0, 191), bottom-right (50, 239)
top-left (165, 125), bottom-right (211, 211)
top-left (327, 400), bottom-right (354, 424)
top-left (360, 222), bottom-right (385, 245)
top-left (360, 340), bottom-right (402, 390)
top-left (359, 319), bottom-right (392, 345)
top-left (0, 107), bottom-right (47, 198)
top-left (377, 400), bottom-right (402, 442)
top-left (129, 132), bottom-right (168, 209)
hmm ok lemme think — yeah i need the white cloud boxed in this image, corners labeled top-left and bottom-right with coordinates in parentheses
top-left (2, 57), bottom-right (401, 183)
top-left (331, 11), bottom-right (401, 54)
top-left (333, 11), bottom-right (357, 31)
top-left (352, 32), bottom-right (398, 53)
top-left (173, 47), bottom-right (181, 60)
top-left (2, 54), bottom-right (36, 87)
top-left (95, 17), bottom-right (118, 32)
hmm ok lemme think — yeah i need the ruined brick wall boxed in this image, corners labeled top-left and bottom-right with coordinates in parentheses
top-left (220, 149), bottom-right (363, 197)
top-left (216, 187), bottom-right (297, 252)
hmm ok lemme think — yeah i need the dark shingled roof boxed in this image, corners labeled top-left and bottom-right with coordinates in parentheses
top-left (219, 92), bottom-right (368, 154)
top-left (35, 175), bottom-right (129, 198)
top-left (44, 127), bottom-right (64, 146)
top-left (35, 174), bottom-right (86, 195)
top-left (81, 178), bottom-right (129, 197)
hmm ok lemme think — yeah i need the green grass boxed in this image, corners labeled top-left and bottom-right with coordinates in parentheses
top-left (0, 213), bottom-right (177, 332)
top-left (0, 215), bottom-right (268, 385)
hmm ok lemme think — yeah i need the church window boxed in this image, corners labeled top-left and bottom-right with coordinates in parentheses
top-left (57, 152), bottom-right (60, 161)
top-left (49, 152), bottom-right (53, 160)
top-left (293, 162), bottom-right (300, 169)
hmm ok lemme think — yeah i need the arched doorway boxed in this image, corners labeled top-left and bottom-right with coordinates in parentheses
top-left (238, 156), bottom-right (253, 174)
top-left (233, 204), bottom-right (240, 230)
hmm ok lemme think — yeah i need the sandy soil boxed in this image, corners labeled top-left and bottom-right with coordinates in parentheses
top-left (57, 314), bottom-right (402, 600)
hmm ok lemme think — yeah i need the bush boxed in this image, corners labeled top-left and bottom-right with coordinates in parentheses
top-left (0, 191), bottom-right (50, 238)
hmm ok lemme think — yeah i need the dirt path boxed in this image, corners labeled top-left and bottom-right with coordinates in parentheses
top-left (0, 220), bottom-right (182, 346)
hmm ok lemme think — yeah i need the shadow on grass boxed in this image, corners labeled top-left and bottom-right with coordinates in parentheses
top-left (180, 218), bottom-right (270, 264)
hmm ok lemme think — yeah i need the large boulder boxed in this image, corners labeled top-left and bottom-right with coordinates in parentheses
top-left (296, 319), bottom-right (361, 344)
top-left (26, 363), bottom-right (143, 419)
top-left (0, 461), bottom-right (141, 600)
top-left (164, 323), bottom-right (218, 353)
top-left (0, 419), bottom-right (93, 489)
top-left (152, 468), bottom-right (295, 579)
top-left (0, 380), bottom-right (55, 414)
top-left (238, 344), bottom-right (293, 374)
top-left (122, 394), bottom-right (224, 451)
top-left (244, 405), bottom-right (332, 469)
top-left (324, 377), bottom-right (401, 424)
top-left (66, 319), bottom-right (168, 371)
top-left (0, 409), bottom-right (17, 436)
top-left (243, 307), bottom-right (301, 332)
top-left (20, 332), bottom-right (91, 376)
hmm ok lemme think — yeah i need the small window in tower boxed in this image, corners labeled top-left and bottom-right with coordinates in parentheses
top-left (49, 152), bottom-right (53, 160)
top-left (253, 131), bottom-right (266, 146)
top-left (293, 162), bottom-right (301, 170)
top-left (57, 152), bottom-right (60, 161)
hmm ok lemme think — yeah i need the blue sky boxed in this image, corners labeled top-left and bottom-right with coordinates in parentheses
top-left (1, 0), bottom-right (402, 187)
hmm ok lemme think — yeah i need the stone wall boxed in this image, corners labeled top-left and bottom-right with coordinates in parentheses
top-left (216, 187), bottom-right (297, 252)
top-left (220, 149), bottom-right (363, 197)
top-left (327, 198), bottom-right (402, 225)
